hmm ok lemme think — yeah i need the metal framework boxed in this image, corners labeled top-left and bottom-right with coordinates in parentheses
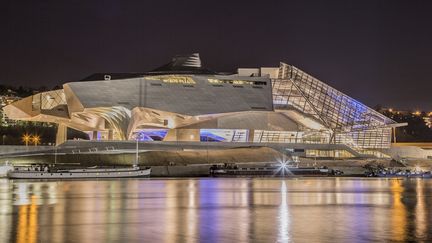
top-left (32, 90), bottom-right (67, 111)
top-left (272, 63), bottom-right (395, 149)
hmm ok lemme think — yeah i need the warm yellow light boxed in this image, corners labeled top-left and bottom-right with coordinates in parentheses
top-left (208, 78), bottom-right (224, 84)
top-left (145, 75), bottom-right (196, 84)
top-left (388, 108), bottom-right (393, 112)
top-left (22, 133), bottom-right (31, 146)
top-left (207, 78), bottom-right (256, 85)
top-left (31, 135), bottom-right (41, 146)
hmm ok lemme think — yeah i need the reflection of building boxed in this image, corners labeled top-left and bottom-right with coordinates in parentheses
top-left (4, 54), bottom-right (404, 158)
top-left (0, 91), bottom-right (21, 126)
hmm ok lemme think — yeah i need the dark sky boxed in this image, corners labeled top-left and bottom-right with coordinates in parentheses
top-left (1, 0), bottom-right (431, 110)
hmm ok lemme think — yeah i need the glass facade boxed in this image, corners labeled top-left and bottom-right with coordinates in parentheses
top-left (272, 63), bottom-right (396, 150)
top-left (252, 130), bottom-right (330, 144)
top-left (305, 149), bottom-right (355, 158)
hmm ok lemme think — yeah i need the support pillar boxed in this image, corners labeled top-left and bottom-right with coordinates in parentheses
top-left (92, 131), bottom-right (98, 140)
top-left (248, 129), bottom-right (255, 142)
top-left (56, 124), bottom-right (67, 145)
top-left (108, 130), bottom-right (113, 140)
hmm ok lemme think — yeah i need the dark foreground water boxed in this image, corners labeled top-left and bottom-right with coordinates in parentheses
top-left (0, 177), bottom-right (431, 242)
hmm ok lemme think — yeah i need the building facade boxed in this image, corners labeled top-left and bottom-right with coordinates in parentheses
top-left (4, 54), bottom-right (403, 158)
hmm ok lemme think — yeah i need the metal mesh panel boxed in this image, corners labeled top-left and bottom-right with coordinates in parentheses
top-left (32, 89), bottom-right (66, 111)
top-left (41, 90), bottom-right (66, 110)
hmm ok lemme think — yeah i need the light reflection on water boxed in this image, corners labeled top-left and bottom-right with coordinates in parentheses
top-left (0, 178), bottom-right (431, 242)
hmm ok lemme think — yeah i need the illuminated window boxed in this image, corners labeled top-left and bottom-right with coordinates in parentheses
top-left (305, 150), bottom-right (354, 158)
top-left (208, 79), bottom-right (266, 86)
top-left (145, 75), bottom-right (196, 84)
top-left (208, 78), bottom-right (224, 84)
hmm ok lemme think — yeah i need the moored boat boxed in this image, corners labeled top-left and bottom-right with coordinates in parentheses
top-left (8, 165), bottom-right (151, 179)
top-left (209, 164), bottom-right (336, 177)
top-left (365, 167), bottom-right (432, 178)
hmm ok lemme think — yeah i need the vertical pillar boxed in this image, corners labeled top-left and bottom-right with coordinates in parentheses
top-left (92, 131), bottom-right (98, 140)
top-left (108, 130), bottom-right (113, 140)
top-left (56, 124), bottom-right (67, 145)
top-left (248, 130), bottom-right (255, 142)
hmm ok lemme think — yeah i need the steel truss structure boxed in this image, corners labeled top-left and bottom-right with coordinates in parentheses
top-left (272, 63), bottom-right (397, 150)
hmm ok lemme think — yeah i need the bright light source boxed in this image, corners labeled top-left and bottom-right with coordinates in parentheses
top-left (22, 133), bottom-right (31, 146)
top-left (32, 135), bottom-right (41, 146)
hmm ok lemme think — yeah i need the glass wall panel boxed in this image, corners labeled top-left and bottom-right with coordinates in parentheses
top-left (272, 63), bottom-right (397, 150)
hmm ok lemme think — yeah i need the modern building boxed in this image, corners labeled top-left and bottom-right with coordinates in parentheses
top-left (4, 54), bottom-right (405, 158)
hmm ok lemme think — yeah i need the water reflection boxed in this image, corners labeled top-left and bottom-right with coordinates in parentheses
top-left (391, 179), bottom-right (407, 241)
top-left (278, 181), bottom-right (290, 243)
top-left (17, 195), bottom-right (38, 243)
top-left (415, 179), bottom-right (427, 239)
top-left (0, 178), bottom-right (431, 242)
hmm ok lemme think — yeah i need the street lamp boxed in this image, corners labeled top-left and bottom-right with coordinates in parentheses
top-left (134, 132), bottom-right (142, 167)
top-left (22, 133), bottom-right (31, 146)
top-left (32, 135), bottom-right (41, 146)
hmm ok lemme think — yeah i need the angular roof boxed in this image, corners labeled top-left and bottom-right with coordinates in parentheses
top-left (274, 63), bottom-right (398, 132)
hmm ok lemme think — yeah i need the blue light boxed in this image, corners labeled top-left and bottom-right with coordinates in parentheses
top-left (200, 130), bottom-right (226, 142)
top-left (136, 129), bottom-right (168, 141)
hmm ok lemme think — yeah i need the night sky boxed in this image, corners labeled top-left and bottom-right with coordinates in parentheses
top-left (1, 1), bottom-right (431, 110)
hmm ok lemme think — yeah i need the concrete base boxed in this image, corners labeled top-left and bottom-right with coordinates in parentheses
top-left (384, 144), bottom-right (432, 159)
top-left (0, 147), bottom-right (281, 166)
top-left (151, 165), bottom-right (210, 177)
top-left (0, 145), bottom-right (54, 155)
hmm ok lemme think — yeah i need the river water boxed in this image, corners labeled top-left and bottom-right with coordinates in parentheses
top-left (0, 177), bottom-right (431, 242)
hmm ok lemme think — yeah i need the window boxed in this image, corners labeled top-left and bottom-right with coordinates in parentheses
top-left (145, 75), bottom-right (195, 84)
top-left (208, 78), bottom-right (267, 86)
